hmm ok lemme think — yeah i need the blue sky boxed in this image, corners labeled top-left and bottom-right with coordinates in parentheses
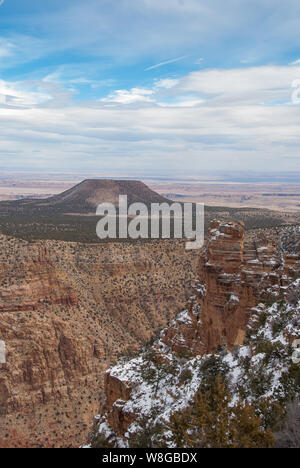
top-left (0, 0), bottom-right (300, 174)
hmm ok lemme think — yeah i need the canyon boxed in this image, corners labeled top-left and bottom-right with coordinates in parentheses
top-left (0, 179), bottom-right (299, 448)
top-left (0, 234), bottom-right (197, 447)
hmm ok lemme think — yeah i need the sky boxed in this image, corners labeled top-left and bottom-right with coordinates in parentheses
top-left (0, 0), bottom-right (300, 175)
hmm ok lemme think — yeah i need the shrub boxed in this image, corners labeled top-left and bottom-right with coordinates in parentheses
top-left (254, 339), bottom-right (285, 361)
top-left (287, 287), bottom-right (300, 306)
top-left (200, 355), bottom-right (230, 391)
top-left (271, 317), bottom-right (288, 336)
top-left (178, 368), bottom-right (193, 384)
top-left (90, 432), bottom-right (114, 448)
top-left (129, 416), bottom-right (166, 448)
top-left (254, 398), bottom-right (285, 431)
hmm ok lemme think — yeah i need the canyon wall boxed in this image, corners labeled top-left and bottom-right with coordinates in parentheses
top-left (0, 235), bottom-right (197, 447)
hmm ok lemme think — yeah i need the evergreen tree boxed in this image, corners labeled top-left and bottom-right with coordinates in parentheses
top-left (167, 376), bottom-right (275, 448)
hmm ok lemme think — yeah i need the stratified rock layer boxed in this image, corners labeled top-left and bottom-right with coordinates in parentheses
top-left (0, 235), bottom-right (197, 447)
top-left (102, 222), bottom-right (299, 437)
top-left (162, 221), bottom-right (296, 355)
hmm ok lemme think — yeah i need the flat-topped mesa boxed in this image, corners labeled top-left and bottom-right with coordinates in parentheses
top-left (162, 220), bottom-right (290, 356)
top-left (0, 179), bottom-right (171, 216)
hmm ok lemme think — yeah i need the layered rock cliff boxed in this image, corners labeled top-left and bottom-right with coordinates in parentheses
top-left (0, 243), bottom-right (78, 313)
top-left (0, 234), bottom-right (197, 447)
top-left (95, 222), bottom-right (300, 446)
top-left (162, 220), bottom-right (291, 356)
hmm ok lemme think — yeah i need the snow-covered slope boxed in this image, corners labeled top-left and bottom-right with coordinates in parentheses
top-left (94, 278), bottom-right (299, 448)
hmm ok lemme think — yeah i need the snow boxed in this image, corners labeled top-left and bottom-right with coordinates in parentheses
top-left (97, 278), bottom-right (300, 447)
top-left (176, 309), bottom-right (192, 325)
top-left (229, 294), bottom-right (239, 303)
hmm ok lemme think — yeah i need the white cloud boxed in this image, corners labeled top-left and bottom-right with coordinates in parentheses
top-left (158, 99), bottom-right (204, 108)
top-left (154, 79), bottom-right (179, 89)
top-left (101, 65), bottom-right (300, 108)
top-left (0, 2), bottom-right (300, 173)
top-left (1, 1), bottom-right (300, 78)
top-left (0, 80), bottom-right (52, 107)
top-left (101, 88), bottom-right (154, 104)
top-left (0, 34), bottom-right (54, 70)
top-left (175, 65), bottom-right (300, 106)
top-left (18, 0), bottom-right (300, 67)
top-left (0, 64), bottom-right (300, 173)
top-left (0, 39), bottom-right (15, 58)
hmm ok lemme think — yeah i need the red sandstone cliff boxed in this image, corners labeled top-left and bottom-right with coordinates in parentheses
top-left (161, 220), bottom-right (295, 355)
top-left (100, 222), bottom-right (300, 440)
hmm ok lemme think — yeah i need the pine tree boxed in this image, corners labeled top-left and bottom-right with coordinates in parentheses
top-left (168, 410), bottom-right (190, 447)
top-left (167, 376), bottom-right (275, 448)
top-left (231, 402), bottom-right (274, 448)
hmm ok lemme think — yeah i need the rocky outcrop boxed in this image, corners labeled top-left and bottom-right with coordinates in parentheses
top-left (162, 220), bottom-right (293, 355)
top-left (103, 374), bottom-right (136, 436)
top-left (281, 228), bottom-right (300, 276)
